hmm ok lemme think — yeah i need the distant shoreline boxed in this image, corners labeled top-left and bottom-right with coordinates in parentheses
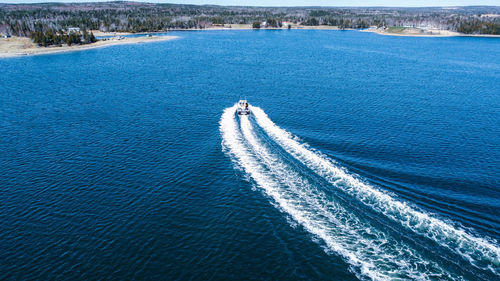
top-left (0, 35), bottom-right (178, 58)
top-left (92, 25), bottom-right (500, 37)
top-left (361, 27), bottom-right (500, 38)
top-left (90, 25), bottom-right (346, 35)
top-left (2, 3), bottom-right (498, 40)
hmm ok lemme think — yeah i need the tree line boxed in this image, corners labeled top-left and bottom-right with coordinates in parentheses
top-left (29, 29), bottom-right (97, 47)
top-left (0, 2), bottom-right (499, 36)
top-left (456, 20), bottom-right (500, 34)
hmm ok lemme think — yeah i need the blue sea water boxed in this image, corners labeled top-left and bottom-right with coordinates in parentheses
top-left (0, 30), bottom-right (499, 280)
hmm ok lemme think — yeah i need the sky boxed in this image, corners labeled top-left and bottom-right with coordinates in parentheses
top-left (1, 0), bottom-right (499, 6)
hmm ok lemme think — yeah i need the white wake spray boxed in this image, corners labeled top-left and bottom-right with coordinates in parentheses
top-left (250, 105), bottom-right (500, 276)
top-left (220, 105), bottom-right (461, 280)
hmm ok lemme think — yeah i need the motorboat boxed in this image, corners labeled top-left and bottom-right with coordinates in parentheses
top-left (237, 100), bottom-right (250, 115)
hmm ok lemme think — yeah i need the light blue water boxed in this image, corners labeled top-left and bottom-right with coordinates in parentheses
top-left (0, 30), bottom-right (499, 280)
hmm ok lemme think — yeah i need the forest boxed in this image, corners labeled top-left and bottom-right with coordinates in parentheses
top-left (0, 2), bottom-right (499, 37)
top-left (29, 29), bottom-right (97, 46)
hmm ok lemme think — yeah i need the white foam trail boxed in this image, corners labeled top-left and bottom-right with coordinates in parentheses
top-left (250, 105), bottom-right (500, 275)
top-left (240, 116), bottom-right (460, 280)
top-left (221, 105), bottom-right (457, 280)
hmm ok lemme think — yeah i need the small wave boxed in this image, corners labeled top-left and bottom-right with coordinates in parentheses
top-left (250, 105), bottom-right (500, 276)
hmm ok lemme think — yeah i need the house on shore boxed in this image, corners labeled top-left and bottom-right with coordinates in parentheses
top-left (67, 27), bottom-right (81, 34)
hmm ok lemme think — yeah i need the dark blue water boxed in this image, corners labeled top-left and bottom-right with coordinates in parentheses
top-left (1, 30), bottom-right (499, 280)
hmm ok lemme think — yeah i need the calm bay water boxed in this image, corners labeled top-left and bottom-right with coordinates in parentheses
top-left (1, 30), bottom-right (499, 280)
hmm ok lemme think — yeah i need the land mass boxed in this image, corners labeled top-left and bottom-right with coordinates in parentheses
top-left (0, 2), bottom-right (498, 57)
top-left (0, 2), bottom-right (499, 36)
top-left (361, 26), bottom-right (500, 37)
top-left (0, 35), bottom-right (178, 58)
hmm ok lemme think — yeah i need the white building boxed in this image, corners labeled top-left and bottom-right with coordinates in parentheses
top-left (67, 27), bottom-right (81, 33)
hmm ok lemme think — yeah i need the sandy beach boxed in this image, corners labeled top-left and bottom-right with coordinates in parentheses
top-left (0, 35), bottom-right (178, 58)
top-left (361, 27), bottom-right (461, 37)
top-left (362, 27), bottom-right (500, 38)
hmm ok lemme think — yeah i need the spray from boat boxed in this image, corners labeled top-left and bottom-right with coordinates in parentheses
top-left (249, 104), bottom-right (500, 276)
top-left (220, 102), bottom-right (500, 279)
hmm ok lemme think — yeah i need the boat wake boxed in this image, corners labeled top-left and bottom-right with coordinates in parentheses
top-left (220, 104), bottom-right (500, 280)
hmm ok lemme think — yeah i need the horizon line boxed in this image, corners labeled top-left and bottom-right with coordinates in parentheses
top-left (0, 1), bottom-right (499, 8)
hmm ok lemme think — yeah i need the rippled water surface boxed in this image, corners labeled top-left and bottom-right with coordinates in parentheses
top-left (1, 30), bottom-right (499, 280)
